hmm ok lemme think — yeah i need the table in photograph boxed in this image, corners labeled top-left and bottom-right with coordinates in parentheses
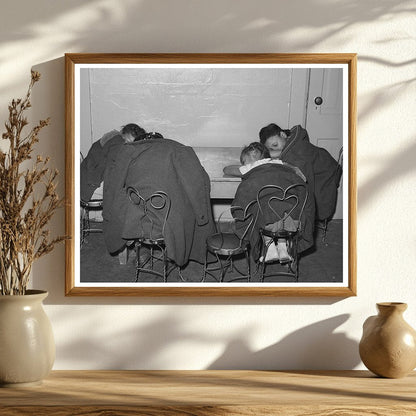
top-left (1, 370), bottom-right (415, 415)
top-left (193, 146), bottom-right (241, 199)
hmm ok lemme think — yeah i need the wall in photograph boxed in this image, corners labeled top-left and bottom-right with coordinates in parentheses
top-left (80, 67), bottom-right (308, 152)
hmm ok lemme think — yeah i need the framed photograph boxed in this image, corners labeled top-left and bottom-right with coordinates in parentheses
top-left (65, 53), bottom-right (356, 296)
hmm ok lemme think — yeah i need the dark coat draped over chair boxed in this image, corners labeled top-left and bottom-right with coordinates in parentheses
top-left (80, 130), bottom-right (123, 202)
top-left (100, 138), bottom-right (215, 267)
top-left (280, 125), bottom-right (341, 221)
top-left (232, 163), bottom-right (315, 260)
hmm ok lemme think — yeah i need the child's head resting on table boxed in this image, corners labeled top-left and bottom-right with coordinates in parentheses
top-left (240, 142), bottom-right (270, 166)
top-left (239, 141), bottom-right (306, 181)
top-left (239, 142), bottom-right (281, 175)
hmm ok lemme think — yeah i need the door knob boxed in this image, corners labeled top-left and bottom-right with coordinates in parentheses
top-left (314, 96), bottom-right (323, 105)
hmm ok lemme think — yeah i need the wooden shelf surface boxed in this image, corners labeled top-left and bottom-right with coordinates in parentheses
top-left (0, 370), bottom-right (415, 415)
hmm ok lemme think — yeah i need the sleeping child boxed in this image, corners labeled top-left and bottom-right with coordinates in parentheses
top-left (229, 142), bottom-right (307, 182)
top-left (238, 142), bottom-right (296, 263)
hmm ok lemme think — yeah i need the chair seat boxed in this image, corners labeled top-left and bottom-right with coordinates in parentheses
top-left (137, 237), bottom-right (165, 245)
top-left (206, 233), bottom-right (249, 256)
top-left (260, 228), bottom-right (297, 239)
top-left (81, 199), bottom-right (103, 209)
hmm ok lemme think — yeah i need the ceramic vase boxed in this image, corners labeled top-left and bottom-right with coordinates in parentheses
top-left (0, 290), bottom-right (55, 387)
top-left (359, 302), bottom-right (416, 378)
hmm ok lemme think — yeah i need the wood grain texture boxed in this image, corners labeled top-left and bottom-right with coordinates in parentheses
top-left (65, 54), bottom-right (75, 296)
top-left (64, 53), bottom-right (357, 297)
top-left (0, 370), bottom-right (415, 415)
top-left (65, 53), bottom-right (357, 64)
top-left (2, 405), bottom-right (416, 416)
top-left (64, 286), bottom-right (357, 297)
top-left (348, 54), bottom-right (358, 297)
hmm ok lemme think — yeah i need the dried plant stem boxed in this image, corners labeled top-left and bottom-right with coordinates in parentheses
top-left (0, 71), bottom-right (66, 295)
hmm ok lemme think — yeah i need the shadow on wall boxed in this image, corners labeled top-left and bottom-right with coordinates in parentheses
top-left (0, 0), bottom-right (414, 96)
top-left (54, 312), bottom-right (215, 369)
top-left (1, 1), bottom-right (413, 49)
top-left (54, 308), bottom-right (359, 370)
top-left (358, 139), bottom-right (416, 209)
top-left (207, 314), bottom-right (360, 370)
top-left (30, 57), bottom-right (67, 301)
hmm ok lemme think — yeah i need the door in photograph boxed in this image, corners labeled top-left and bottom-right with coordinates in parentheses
top-left (305, 68), bottom-right (343, 219)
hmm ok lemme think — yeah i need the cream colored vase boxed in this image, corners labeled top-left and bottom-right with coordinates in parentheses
top-left (0, 290), bottom-right (55, 387)
top-left (359, 302), bottom-right (416, 378)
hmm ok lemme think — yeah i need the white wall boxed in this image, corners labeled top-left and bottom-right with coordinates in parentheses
top-left (1, 0), bottom-right (415, 370)
top-left (81, 67), bottom-right (308, 152)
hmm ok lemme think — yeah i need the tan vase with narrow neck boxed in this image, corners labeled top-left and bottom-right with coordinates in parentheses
top-left (0, 290), bottom-right (55, 387)
top-left (359, 302), bottom-right (416, 378)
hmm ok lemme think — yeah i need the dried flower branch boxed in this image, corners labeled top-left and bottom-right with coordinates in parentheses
top-left (0, 71), bottom-right (66, 295)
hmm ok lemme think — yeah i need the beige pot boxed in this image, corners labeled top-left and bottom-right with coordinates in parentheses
top-left (359, 302), bottom-right (416, 378)
top-left (0, 290), bottom-right (55, 387)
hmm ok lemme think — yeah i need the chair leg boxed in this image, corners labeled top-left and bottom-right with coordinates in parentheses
top-left (84, 208), bottom-right (90, 236)
top-left (177, 266), bottom-right (186, 282)
top-left (293, 237), bottom-right (300, 282)
top-left (219, 253), bottom-right (227, 283)
top-left (134, 242), bottom-right (179, 283)
top-left (204, 249), bottom-right (253, 283)
top-left (259, 236), bottom-right (274, 282)
top-left (260, 257), bottom-right (267, 283)
top-left (203, 250), bottom-right (221, 282)
top-left (203, 250), bottom-right (208, 282)
top-left (135, 242), bottom-right (142, 282)
top-left (203, 251), bottom-right (227, 282)
top-left (80, 207), bottom-right (86, 247)
top-left (245, 247), bottom-right (251, 282)
top-left (230, 256), bottom-right (234, 273)
top-left (322, 219), bottom-right (328, 244)
top-left (284, 235), bottom-right (299, 281)
top-left (150, 246), bottom-right (154, 269)
top-left (162, 246), bottom-right (168, 283)
top-left (80, 207), bottom-right (90, 247)
top-left (317, 219), bottom-right (329, 245)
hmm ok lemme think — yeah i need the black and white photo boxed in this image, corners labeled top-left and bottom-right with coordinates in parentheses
top-left (65, 54), bottom-right (356, 296)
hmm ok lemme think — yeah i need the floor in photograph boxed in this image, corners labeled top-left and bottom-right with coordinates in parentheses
top-left (80, 220), bottom-right (343, 284)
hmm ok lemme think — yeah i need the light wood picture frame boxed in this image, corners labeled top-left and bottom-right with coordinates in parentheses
top-left (65, 53), bottom-right (357, 296)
